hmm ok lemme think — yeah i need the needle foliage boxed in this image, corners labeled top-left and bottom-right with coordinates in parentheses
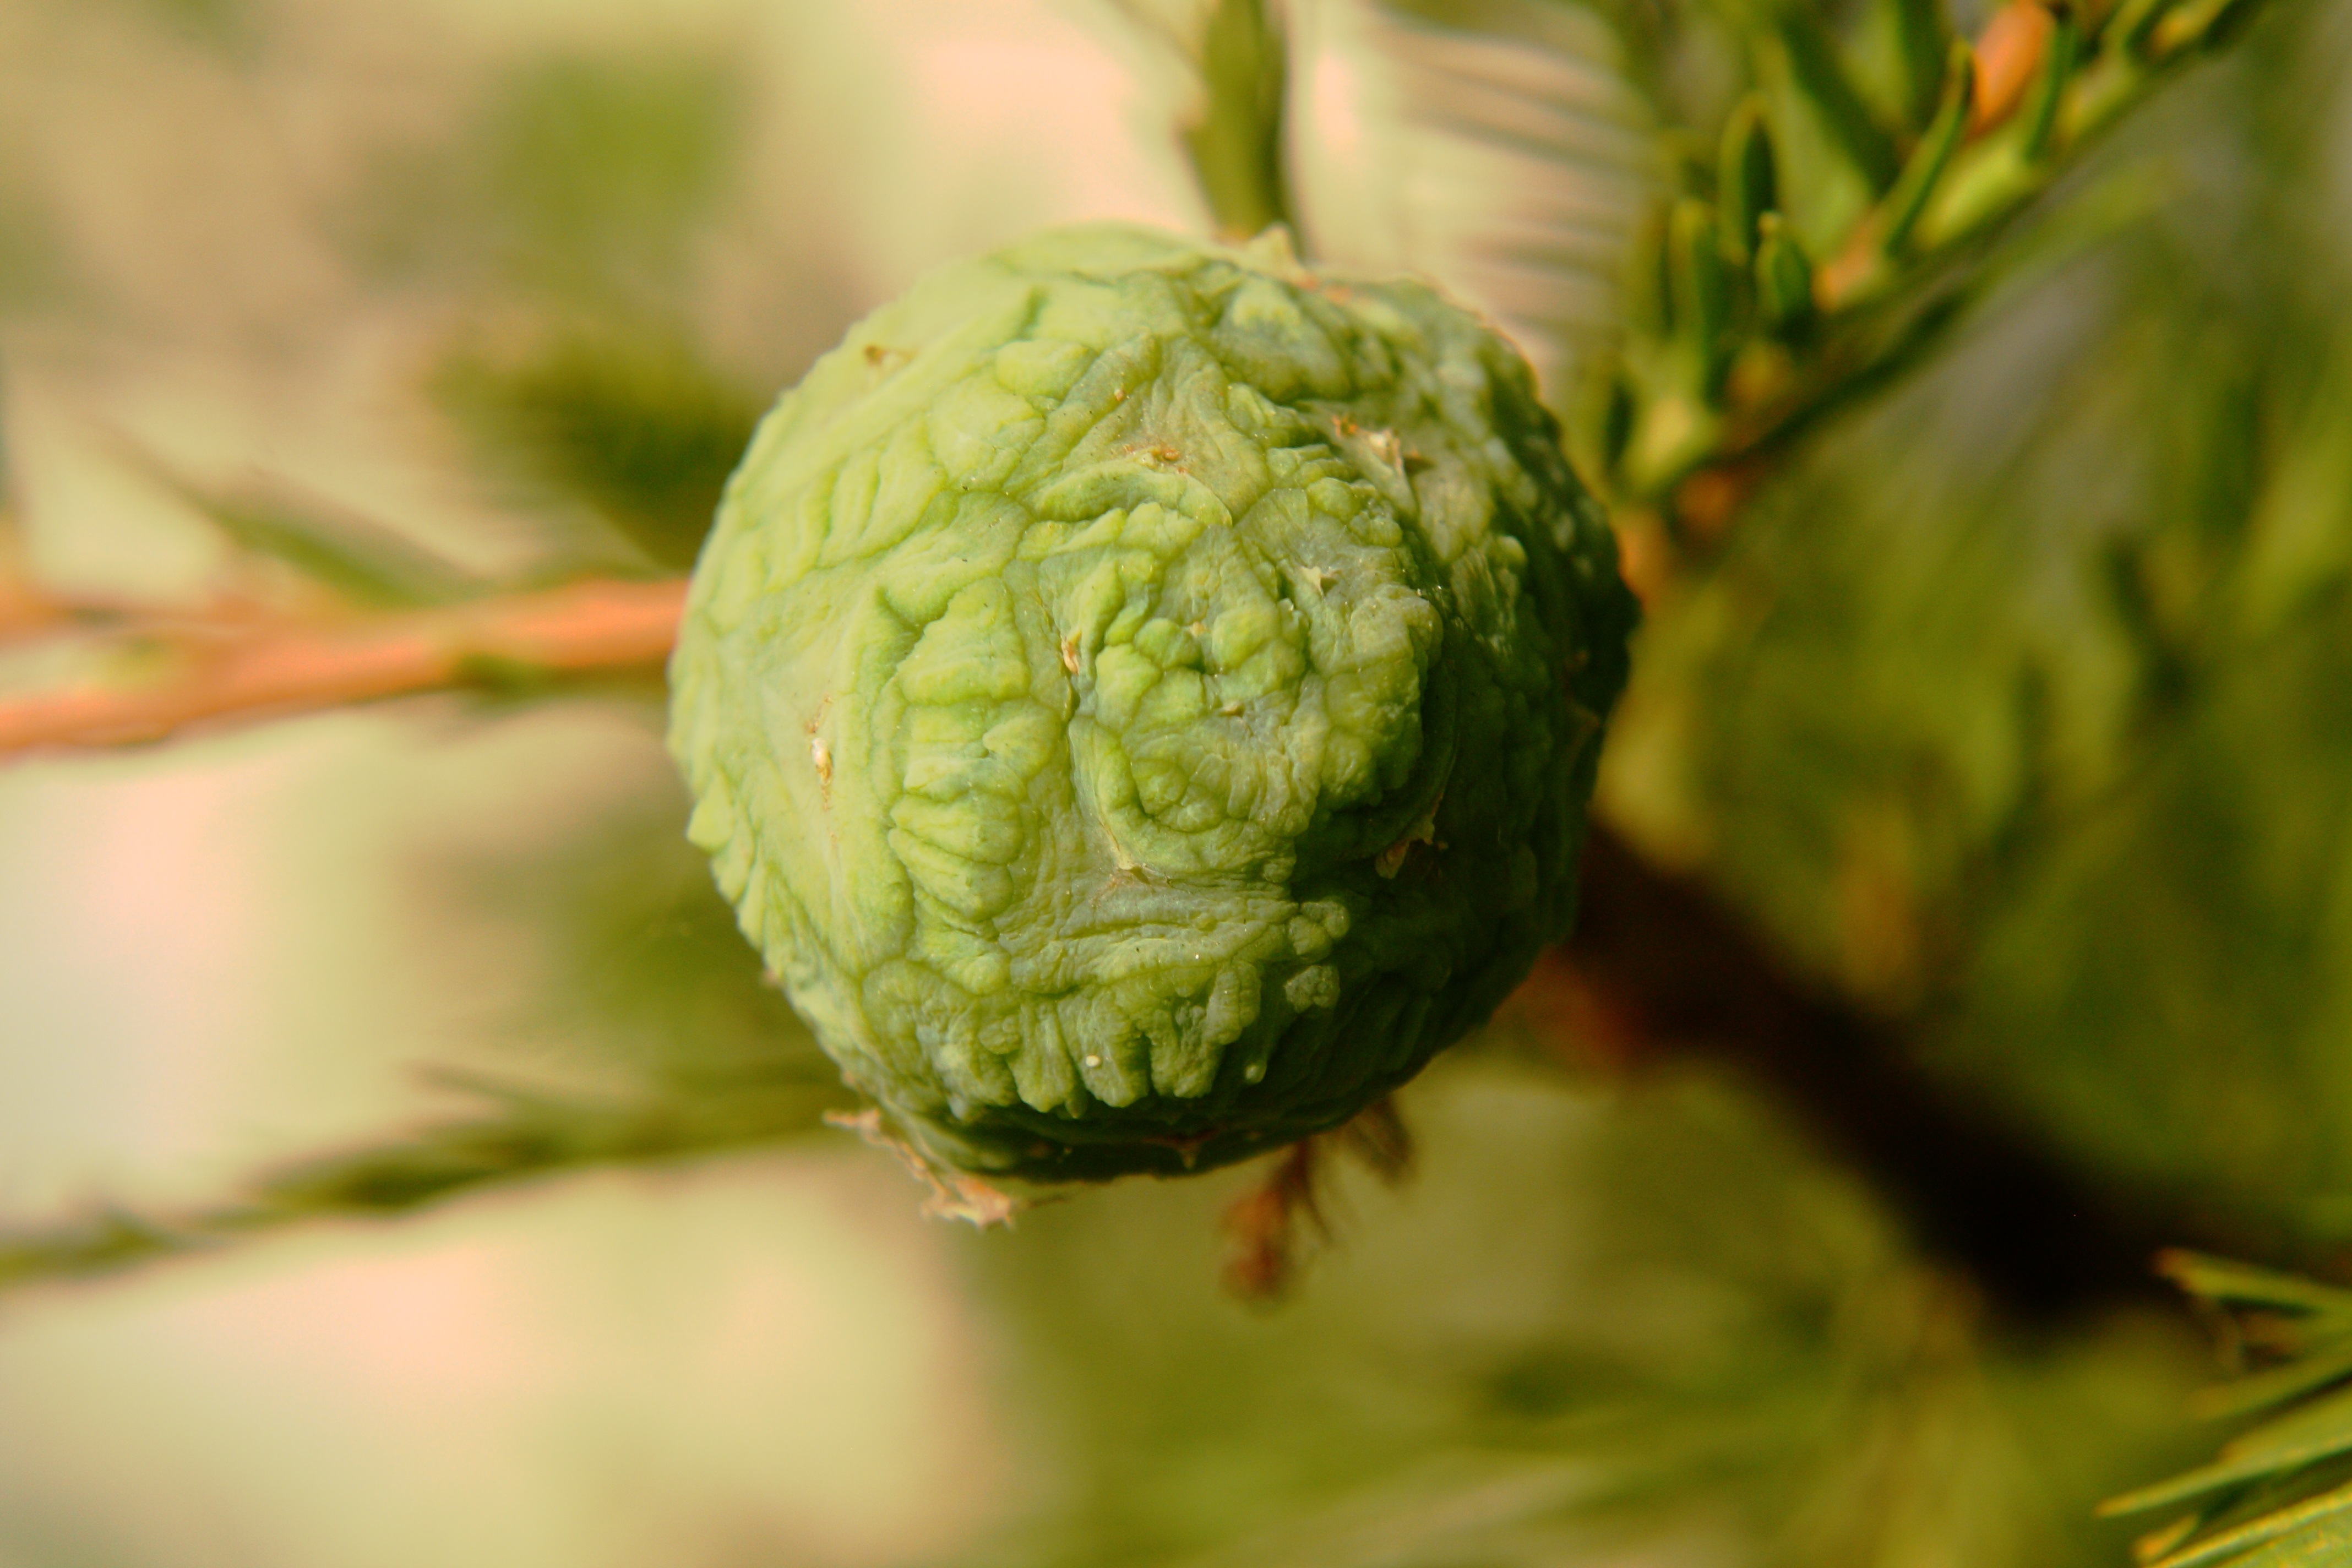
top-left (0, 0), bottom-right (2343, 1563)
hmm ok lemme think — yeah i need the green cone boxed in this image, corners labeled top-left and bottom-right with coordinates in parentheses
top-left (668, 224), bottom-right (1637, 1182)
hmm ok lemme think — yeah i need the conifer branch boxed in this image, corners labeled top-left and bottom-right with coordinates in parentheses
top-left (1582, 0), bottom-right (2275, 567)
top-left (2102, 1254), bottom-right (2352, 1567)
top-left (0, 576), bottom-right (685, 760)
top-left (0, 1066), bottom-right (843, 1297)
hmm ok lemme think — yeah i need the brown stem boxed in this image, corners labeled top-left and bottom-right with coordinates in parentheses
top-left (0, 578), bottom-right (687, 759)
top-left (1223, 1137), bottom-right (1324, 1300)
top-left (1553, 824), bottom-right (2257, 1324)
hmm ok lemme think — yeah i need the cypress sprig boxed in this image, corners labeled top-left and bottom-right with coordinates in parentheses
top-left (2101, 1254), bottom-right (2352, 1568)
top-left (1575, 0), bottom-right (2282, 544)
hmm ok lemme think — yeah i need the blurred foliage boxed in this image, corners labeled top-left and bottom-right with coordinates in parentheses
top-left (1342, 0), bottom-right (1660, 386)
top-left (956, 1053), bottom-right (2205, 1567)
top-left (128, 459), bottom-right (482, 608)
top-left (348, 50), bottom-right (747, 311)
top-left (0, 0), bottom-right (2343, 1562)
top-left (430, 760), bottom-right (829, 1092)
top-left (0, 1065), bottom-right (836, 1294)
top-left (471, 55), bottom-right (744, 302)
top-left (1602, 0), bottom-right (2352, 1250)
top-left (1534, 0), bottom-right (2279, 510)
top-left (1113, 0), bottom-right (1297, 239)
top-left (0, 748), bottom-right (845, 1294)
top-left (434, 326), bottom-right (764, 570)
top-left (0, 181), bottom-right (75, 315)
top-left (126, 0), bottom-right (252, 45)
top-left (1186, 0), bottom-right (1297, 240)
top-left (2102, 1256), bottom-right (2352, 1567)
top-left (330, 37), bottom-right (776, 576)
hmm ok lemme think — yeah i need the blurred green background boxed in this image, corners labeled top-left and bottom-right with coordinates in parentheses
top-left (1, 0), bottom-right (2347, 1563)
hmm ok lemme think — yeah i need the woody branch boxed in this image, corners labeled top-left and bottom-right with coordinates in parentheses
top-left (0, 576), bottom-right (687, 759)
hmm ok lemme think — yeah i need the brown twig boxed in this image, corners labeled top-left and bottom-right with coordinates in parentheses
top-left (1223, 1137), bottom-right (1324, 1299)
top-left (1550, 824), bottom-right (2267, 1324)
top-left (1222, 1096), bottom-right (1416, 1299)
top-left (0, 577), bottom-right (687, 759)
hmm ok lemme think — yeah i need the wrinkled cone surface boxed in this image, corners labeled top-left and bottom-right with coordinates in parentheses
top-left (669, 224), bottom-right (1636, 1180)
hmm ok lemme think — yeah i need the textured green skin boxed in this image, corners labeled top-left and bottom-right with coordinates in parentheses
top-left (668, 225), bottom-right (1635, 1181)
